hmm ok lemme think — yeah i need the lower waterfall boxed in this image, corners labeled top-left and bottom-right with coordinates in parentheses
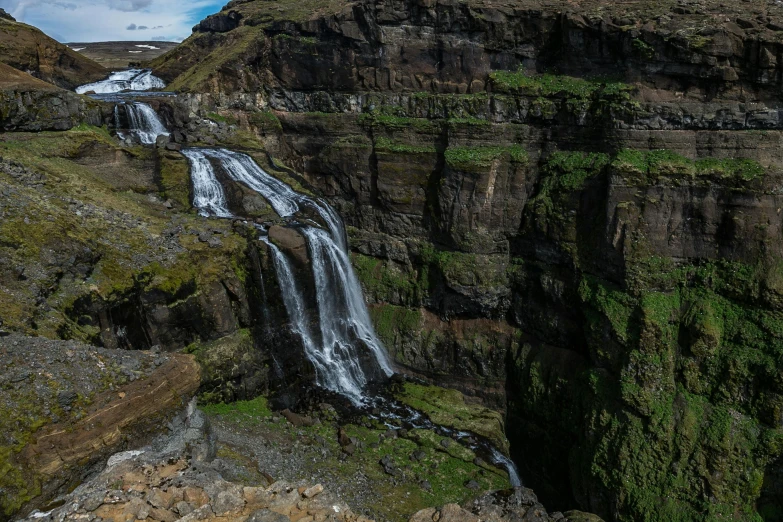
top-left (182, 147), bottom-right (393, 403)
top-left (123, 102), bottom-right (170, 145)
top-left (181, 145), bottom-right (521, 486)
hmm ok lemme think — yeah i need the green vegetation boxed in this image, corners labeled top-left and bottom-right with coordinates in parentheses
top-left (421, 245), bottom-right (509, 290)
top-left (444, 145), bottom-right (528, 170)
top-left (249, 110), bottom-right (282, 132)
top-left (206, 111), bottom-right (238, 125)
top-left (375, 137), bottom-right (436, 154)
top-left (396, 383), bottom-right (510, 453)
top-left (527, 151), bottom-right (610, 223)
top-left (187, 330), bottom-right (260, 404)
top-left (202, 392), bottom-right (510, 521)
top-left (614, 149), bottom-right (765, 182)
top-left (159, 151), bottom-right (191, 209)
top-left (353, 253), bottom-right (424, 304)
top-left (489, 70), bottom-right (634, 100)
top-left (369, 304), bottom-right (423, 347)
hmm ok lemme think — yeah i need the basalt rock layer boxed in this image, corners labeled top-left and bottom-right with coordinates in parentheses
top-left (143, 0), bottom-right (783, 520)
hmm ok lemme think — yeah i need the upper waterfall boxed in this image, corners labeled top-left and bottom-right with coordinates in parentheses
top-left (75, 69), bottom-right (165, 94)
top-left (182, 147), bottom-right (394, 403)
top-left (123, 102), bottom-right (169, 145)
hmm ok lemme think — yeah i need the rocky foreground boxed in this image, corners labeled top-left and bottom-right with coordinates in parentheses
top-left (18, 401), bottom-right (590, 522)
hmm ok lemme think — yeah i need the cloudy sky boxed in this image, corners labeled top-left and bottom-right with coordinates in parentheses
top-left (0, 0), bottom-right (224, 42)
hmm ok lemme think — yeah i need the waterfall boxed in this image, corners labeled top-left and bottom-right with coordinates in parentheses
top-left (183, 144), bottom-right (522, 483)
top-left (114, 105), bottom-right (124, 140)
top-left (123, 102), bottom-right (169, 145)
top-left (76, 69), bottom-right (166, 94)
top-left (181, 149), bottom-right (231, 218)
top-left (183, 147), bottom-right (393, 403)
top-left (490, 447), bottom-right (522, 487)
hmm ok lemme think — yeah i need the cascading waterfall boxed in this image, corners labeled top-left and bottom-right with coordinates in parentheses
top-left (123, 102), bottom-right (170, 145)
top-left (182, 147), bottom-right (393, 403)
top-left (114, 105), bottom-right (124, 140)
top-left (180, 149), bottom-right (231, 218)
top-left (181, 144), bottom-right (521, 485)
top-left (76, 69), bottom-right (166, 94)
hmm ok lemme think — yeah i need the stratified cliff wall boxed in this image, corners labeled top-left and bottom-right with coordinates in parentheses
top-left (145, 0), bottom-right (783, 520)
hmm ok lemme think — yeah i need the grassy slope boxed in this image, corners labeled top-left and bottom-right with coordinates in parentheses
top-left (0, 17), bottom-right (106, 89)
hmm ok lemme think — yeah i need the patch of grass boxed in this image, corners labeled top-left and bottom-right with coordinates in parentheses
top-left (444, 145), bottom-right (528, 170)
top-left (489, 70), bottom-right (633, 100)
top-left (613, 149), bottom-right (766, 182)
top-left (375, 137), bottom-right (436, 154)
top-left (201, 395), bottom-right (273, 423)
top-left (396, 382), bottom-right (510, 453)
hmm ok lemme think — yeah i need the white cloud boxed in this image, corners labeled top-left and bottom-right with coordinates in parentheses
top-left (0, 0), bottom-right (223, 42)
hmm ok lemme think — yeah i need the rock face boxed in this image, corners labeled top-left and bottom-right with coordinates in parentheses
top-left (0, 334), bottom-right (200, 518)
top-left (143, 0), bottom-right (783, 520)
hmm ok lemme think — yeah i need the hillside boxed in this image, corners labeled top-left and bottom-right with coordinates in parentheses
top-left (0, 14), bottom-right (106, 89)
top-left (67, 41), bottom-right (179, 69)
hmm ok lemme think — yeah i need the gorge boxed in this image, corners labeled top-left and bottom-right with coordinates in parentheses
top-left (3, 0), bottom-right (783, 521)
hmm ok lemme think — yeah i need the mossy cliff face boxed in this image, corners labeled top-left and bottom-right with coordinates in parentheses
top-left (146, 0), bottom-right (783, 518)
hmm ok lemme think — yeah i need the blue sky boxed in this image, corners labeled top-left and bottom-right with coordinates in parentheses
top-left (0, 0), bottom-right (224, 42)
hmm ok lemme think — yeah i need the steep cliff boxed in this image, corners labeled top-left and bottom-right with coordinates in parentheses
top-left (144, 0), bottom-right (783, 520)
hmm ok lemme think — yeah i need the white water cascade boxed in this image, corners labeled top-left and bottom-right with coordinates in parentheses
top-left (181, 145), bottom-right (522, 486)
top-left (76, 69), bottom-right (166, 94)
top-left (180, 149), bottom-right (232, 217)
top-left (182, 147), bottom-right (394, 403)
top-left (124, 102), bottom-right (170, 145)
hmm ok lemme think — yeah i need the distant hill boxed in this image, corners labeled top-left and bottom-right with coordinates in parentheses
top-left (66, 41), bottom-right (180, 70)
top-left (0, 15), bottom-right (106, 89)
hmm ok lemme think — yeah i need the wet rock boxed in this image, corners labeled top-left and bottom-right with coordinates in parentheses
top-left (410, 450), bottom-right (426, 462)
top-left (156, 134), bottom-right (171, 148)
top-left (280, 408), bottom-right (315, 427)
top-left (268, 226), bottom-right (309, 265)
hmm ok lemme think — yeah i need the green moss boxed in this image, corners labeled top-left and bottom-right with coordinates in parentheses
top-left (368, 304), bottom-right (422, 347)
top-left (421, 245), bottom-right (508, 290)
top-left (396, 383), bottom-right (510, 454)
top-left (444, 145), bottom-right (528, 170)
top-left (249, 110), bottom-right (282, 132)
top-left (352, 253), bottom-right (423, 304)
top-left (159, 151), bottom-right (191, 209)
top-left (202, 394), bottom-right (510, 521)
top-left (489, 71), bottom-right (634, 102)
top-left (375, 137), bottom-right (436, 154)
top-left (614, 149), bottom-right (766, 182)
top-left (206, 111), bottom-right (238, 125)
top-left (201, 395), bottom-right (272, 423)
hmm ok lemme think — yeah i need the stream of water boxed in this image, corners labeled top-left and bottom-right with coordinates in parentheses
top-left (75, 69), bottom-right (166, 94)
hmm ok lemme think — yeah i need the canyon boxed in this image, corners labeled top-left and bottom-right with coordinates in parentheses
top-left (2, 0), bottom-right (783, 521)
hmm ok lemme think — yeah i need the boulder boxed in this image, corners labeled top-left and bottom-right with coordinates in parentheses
top-left (268, 225), bottom-right (309, 265)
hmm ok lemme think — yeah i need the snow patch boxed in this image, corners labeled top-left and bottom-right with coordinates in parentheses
top-left (135, 44), bottom-right (160, 50)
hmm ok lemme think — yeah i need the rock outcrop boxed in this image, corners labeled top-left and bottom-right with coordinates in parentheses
top-left (0, 16), bottom-right (105, 89)
top-left (0, 334), bottom-right (200, 518)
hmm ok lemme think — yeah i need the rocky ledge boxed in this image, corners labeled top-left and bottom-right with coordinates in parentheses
top-left (1, 334), bottom-right (200, 518)
top-left (19, 399), bottom-right (585, 522)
